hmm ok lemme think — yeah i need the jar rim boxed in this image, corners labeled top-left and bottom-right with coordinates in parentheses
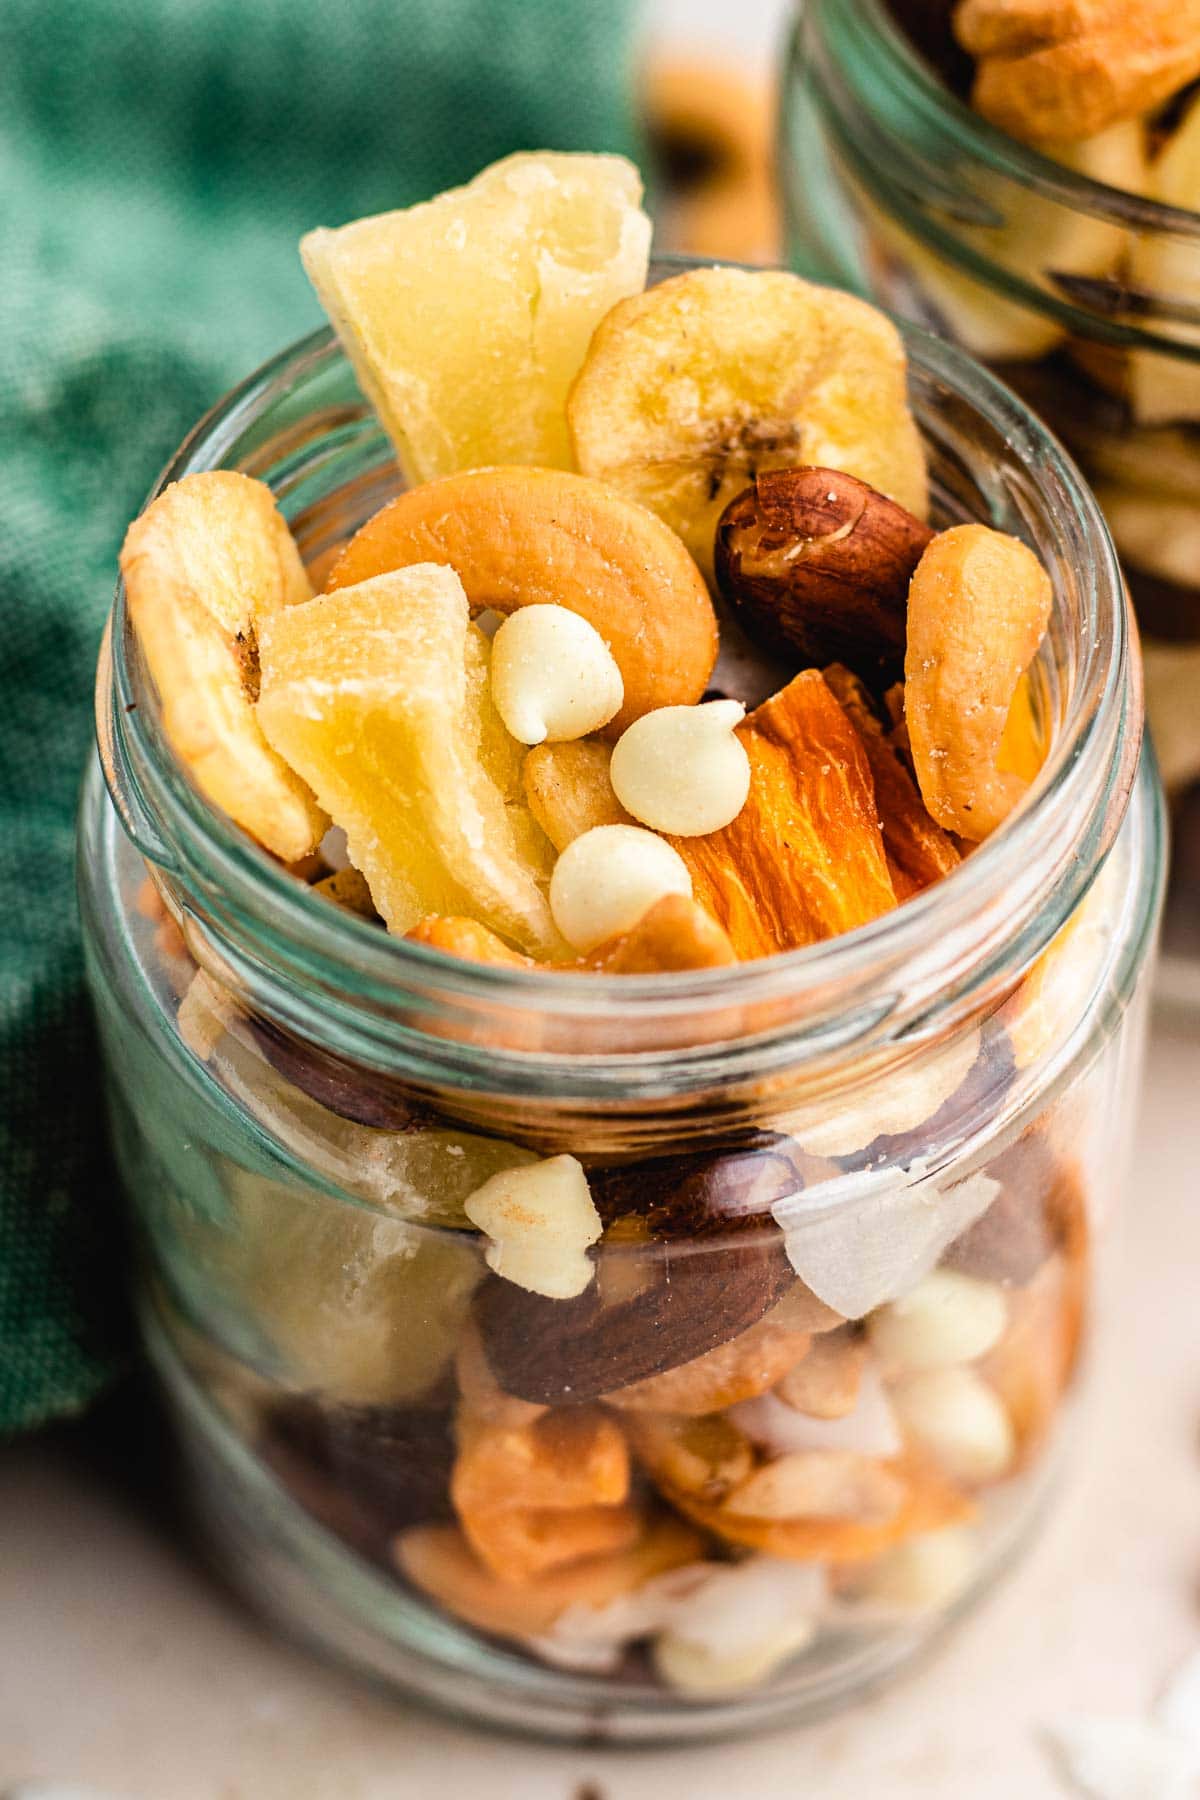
top-left (811, 0), bottom-right (1200, 239)
top-left (98, 260), bottom-right (1139, 1076)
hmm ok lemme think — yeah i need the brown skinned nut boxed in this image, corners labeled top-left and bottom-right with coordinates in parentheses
top-left (714, 467), bottom-right (934, 686)
top-left (473, 1138), bottom-right (808, 1405)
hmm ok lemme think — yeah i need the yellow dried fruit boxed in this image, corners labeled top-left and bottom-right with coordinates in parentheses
top-left (256, 565), bottom-right (562, 954)
top-left (905, 525), bottom-right (1052, 841)
top-left (623, 1411), bottom-right (756, 1503)
top-left (119, 472), bottom-right (326, 861)
top-left (673, 670), bottom-right (898, 958)
top-left (568, 266), bottom-right (928, 577)
top-left (325, 467), bottom-right (717, 734)
top-left (302, 152), bottom-right (651, 482)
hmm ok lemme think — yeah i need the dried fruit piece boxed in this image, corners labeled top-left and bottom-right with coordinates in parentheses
top-left (326, 468), bottom-right (717, 733)
top-left (674, 669), bottom-right (897, 958)
top-left (451, 1406), bottom-right (634, 1582)
top-left (523, 739), bottom-right (632, 851)
top-left (119, 472), bottom-right (326, 860)
top-left (823, 664), bottom-right (960, 898)
top-left (302, 152), bottom-right (651, 481)
top-left (715, 468), bottom-right (934, 684)
top-left (256, 566), bottom-right (562, 953)
top-left (568, 266), bottom-right (928, 578)
top-left (904, 525), bottom-right (1052, 841)
top-left (395, 1517), bottom-right (705, 1641)
top-left (474, 1141), bottom-right (803, 1404)
top-left (956, 0), bottom-right (1200, 141)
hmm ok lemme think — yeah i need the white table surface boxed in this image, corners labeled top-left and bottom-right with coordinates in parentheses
top-left (3, 1004), bottom-right (1199, 1800)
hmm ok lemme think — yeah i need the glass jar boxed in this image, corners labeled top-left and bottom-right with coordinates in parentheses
top-left (80, 262), bottom-right (1162, 1743)
top-left (781, 0), bottom-right (1200, 982)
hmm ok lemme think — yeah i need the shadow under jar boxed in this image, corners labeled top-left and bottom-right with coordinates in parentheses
top-left (782, 0), bottom-right (1200, 986)
top-left (81, 268), bottom-right (1161, 1742)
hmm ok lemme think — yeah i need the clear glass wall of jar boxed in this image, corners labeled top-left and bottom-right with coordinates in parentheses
top-left (80, 275), bottom-right (1162, 1742)
top-left (782, 0), bottom-right (1200, 985)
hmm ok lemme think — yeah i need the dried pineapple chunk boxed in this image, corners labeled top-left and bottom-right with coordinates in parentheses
top-left (256, 565), bottom-right (563, 955)
top-left (301, 152), bottom-right (652, 482)
top-left (568, 266), bottom-right (928, 576)
top-left (119, 471), bottom-right (327, 861)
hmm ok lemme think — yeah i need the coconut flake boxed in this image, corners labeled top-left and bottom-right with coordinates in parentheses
top-left (772, 1167), bottom-right (1000, 1319)
top-left (1042, 1714), bottom-right (1200, 1800)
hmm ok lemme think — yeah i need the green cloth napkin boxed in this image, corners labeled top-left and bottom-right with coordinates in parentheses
top-left (0, 0), bottom-right (642, 1436)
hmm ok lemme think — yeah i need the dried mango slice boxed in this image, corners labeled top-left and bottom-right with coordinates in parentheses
top-left (302, 153), bottom-right (651, 483)
top-left (119, 471), bottom-right (326, 861)
top-left (256, 565), bottom-right (562, 954)
top-left (672, 670), bottom-right (897, 958)
top-left (568, 266), bottom-right (928, 577)
top-left (823, 665), bottom-right (960, 900)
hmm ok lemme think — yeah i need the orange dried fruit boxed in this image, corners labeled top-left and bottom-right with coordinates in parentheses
top-left (394, 1517), bottom-right (705, 1641)
top-left (823, 664), bottom-right (960, 898)
top-left (672, 669), bottom-right (897, 958)
top-left (325, 467), bottom-right (718, 734)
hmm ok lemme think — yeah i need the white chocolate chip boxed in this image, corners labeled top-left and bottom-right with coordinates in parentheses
top-left (868, 1270), bottom-right (1008, 1375)
top-left (892, 1366), bottom-right (1015, 1484)
top-left (463, 1155), bottom-right (601, 1299)
top-left (489, 604), bottom-right (623, 746)
top-left (548, 823), bottom-right (692, 951)
top-left (609, 700), bottom-right (750, 836)
top-left (852, 1525), bottom-right (978, 1613)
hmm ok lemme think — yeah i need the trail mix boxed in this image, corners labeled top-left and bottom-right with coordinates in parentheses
top-left (884, 0), bottom-right (1200, 805)
top-left (119, 152), bottom-right (1102, 1698)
